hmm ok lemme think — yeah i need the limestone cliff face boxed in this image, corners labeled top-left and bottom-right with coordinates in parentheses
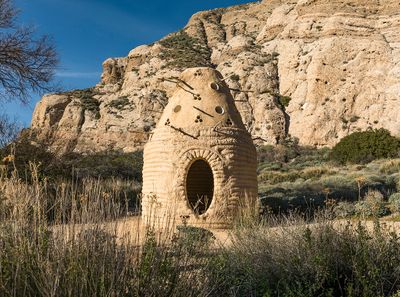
top-left (30, 0), bottom-right (400, 153)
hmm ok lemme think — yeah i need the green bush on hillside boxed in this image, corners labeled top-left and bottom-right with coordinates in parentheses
top-left (277, 95), bottom-right (291, 110)
top-left (210, 219), bottom-right (400, 297)
top-left (330, 129), bottom-right (400, 164)
top-left (65, 88), bottom-right (101, 119)
top-left (354, 190), bottom-right (389, 218)
top-left (333, 201), bottom-right (355, 218)
top-left (389, 192), bottom-right (400, 213)
top-left (159, 30), bottom-right (212, 69)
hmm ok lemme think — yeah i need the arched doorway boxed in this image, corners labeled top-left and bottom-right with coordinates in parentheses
top-left (186, 159), bottom-right (214, 214)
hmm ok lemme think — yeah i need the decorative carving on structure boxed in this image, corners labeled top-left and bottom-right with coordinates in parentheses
top-left (142, 67), bottom-right (258, 229)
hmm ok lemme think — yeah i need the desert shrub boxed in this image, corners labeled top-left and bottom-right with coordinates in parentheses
top-left (389, 193), bottom-right (400, 213)
top-left (66, 87), bottom-right (101, 119)
top-left (107, 96), bottom-right (130, 110)
top-left (300, 166), bottom-right (332, 180)
top-left (277, 95), bottom-right (291, 109)
top-left (292, 146), bottom-right (331, 167)
top-left (330, 129), bottom-right (400, 164)
top-left (257, 145), bottom-right (330, 170)
top-left (210, 218), bottom-right (400, 297)
top-left (349, 115), bottom-right (360, 123)
top-left (175, 225), bottom-right (215, 254)
top-left (258, 170), bottom-right (300, 184)
top-left (0, 135), bottom-right (143, 182)
top-left (257, 143), bottom-right (299, 165)
top-left (230, 74), bottom-right (240, 81)
top-left (66, 151), bottom-right (143, 181)
top-left (0, 132), bottom-right (56, 179)
top-left (380, 159), bottom-right (400, 174)
top-left (259, 166), bottom-right (333, 184)
top-left (259, 159), bottom-right (400, 216)
top-left (159, 30), bottom-right (212, 69)
top-left (334, 201), bottom-right (356, 218)
top-left (355, 190), bottom-right (389, 218)
top-left (2, 171), bottom-right (400, 296)
top-left (257, 145), bottom-right (278, 164)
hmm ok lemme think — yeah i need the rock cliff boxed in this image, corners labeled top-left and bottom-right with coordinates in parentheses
top-left (30, 0), bottom-right (400, 154)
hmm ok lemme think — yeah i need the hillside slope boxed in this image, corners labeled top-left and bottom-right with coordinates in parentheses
top-left (29, 0), bottom-right (400, 154)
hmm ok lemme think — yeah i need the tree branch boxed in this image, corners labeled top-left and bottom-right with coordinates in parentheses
top-left (0, 0), bottom-right (58, 104)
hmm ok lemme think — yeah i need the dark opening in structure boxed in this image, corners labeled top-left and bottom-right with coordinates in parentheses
top-left (186, 159), bottom-right (214, 215)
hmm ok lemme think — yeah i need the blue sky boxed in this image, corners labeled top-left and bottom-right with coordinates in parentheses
top-left (2, 0), bottom-right (252, 126)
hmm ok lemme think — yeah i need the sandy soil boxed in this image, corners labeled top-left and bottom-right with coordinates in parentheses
top-left (54, 215), bottom-right (400, 248)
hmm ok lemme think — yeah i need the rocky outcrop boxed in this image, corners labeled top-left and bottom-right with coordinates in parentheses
top-left (30, 0), bottom-right (400, 154)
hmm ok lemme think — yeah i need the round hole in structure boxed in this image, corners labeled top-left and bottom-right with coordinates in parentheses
top-left (215, 106), bottom-right (225, 115)
top-left (186, 159), bottom-right (214, 215)
top-left (173, 105), bottom-right (181, 113)
top-left (210, 82), bottom-right (220, 91)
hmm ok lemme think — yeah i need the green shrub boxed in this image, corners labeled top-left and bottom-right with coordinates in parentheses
top-left (380, 159), bottom-right (400, 174)
top-left (210, 218), bottom-right (400, 297)
top-left (159, 30), bottom-right (212, 69)
top-left (259, 166), bottom-right (333, 184)
top-left (278, 95), bottom-right (291, 109)
top-left (271, 51), bottom-right (280, 58)
top-left (355, 190), bottom-right (388, 218)
top-left (389, 192), bottom-right (400, 213)
top-left (258, 142), bottom-right (330, 169)
top-left (66, 88), bottom-right (101, 119)
top-left (230, 74), bottom-right (240, 81)
top-left (349, 115), bottom-right (360, 123)
top-left (330, 129), bottom-right (400, 164)
top-left (67, 151), bottom-right (143, 181)
top-left (1, 134), bottom-right (143, 182)
top-left (334, 201), bottom-right (355, 218)
top-left (107, 96), bottom-right (130, 110)
top-left (0, 133), bottom-right (56, 180)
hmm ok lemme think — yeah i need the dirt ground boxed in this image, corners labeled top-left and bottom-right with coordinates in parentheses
top-left (55, 215), bottom-right (400, 248)
top-left (92, 216), bottom-right (400, 247)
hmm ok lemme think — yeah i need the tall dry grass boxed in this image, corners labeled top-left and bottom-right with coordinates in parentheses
top-left (215, 214), bottom-right (400, 297)
top-left (0, 165), bottom-right (218, 296)
top-left (1, 165), bottom-right (400, 296)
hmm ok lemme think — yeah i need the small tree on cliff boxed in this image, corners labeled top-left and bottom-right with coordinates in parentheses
top-left (0, 0), bottom-right (58, 146)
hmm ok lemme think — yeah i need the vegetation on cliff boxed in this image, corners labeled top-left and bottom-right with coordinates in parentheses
top-left (159, 30), bottom-right (213, 69)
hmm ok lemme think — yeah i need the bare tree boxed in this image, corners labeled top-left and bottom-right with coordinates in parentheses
top-left (0, 0), bottom-right (58, 103)
top-left (0, 114), bottom-right (20, 147)
top-left (0, 0), bottom-right (16, 28)
top-left (0, 0), bottom-right (58, 147)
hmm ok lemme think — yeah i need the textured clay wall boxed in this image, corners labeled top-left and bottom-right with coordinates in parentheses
top-left (142, 67), bottom-right (258, 229)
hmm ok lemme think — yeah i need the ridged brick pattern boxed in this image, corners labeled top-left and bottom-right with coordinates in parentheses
top-left (142, 68), bottom-right (258, 229)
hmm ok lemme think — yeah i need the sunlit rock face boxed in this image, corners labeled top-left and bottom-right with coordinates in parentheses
top-left (30, 0), bottom-right (400, 153)
top-left (142, 68), bottom-right (258, 229)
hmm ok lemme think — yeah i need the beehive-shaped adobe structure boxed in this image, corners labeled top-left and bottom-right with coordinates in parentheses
top-left (142, 67), bottom-right (258, 229)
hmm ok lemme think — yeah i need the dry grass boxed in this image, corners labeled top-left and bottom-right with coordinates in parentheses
top-left (380, 159), bottom-right (400, 174)
top-left (2, 165), bottom-right (400, 296)
top-left (0, 165), bottom-right (218, 296)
